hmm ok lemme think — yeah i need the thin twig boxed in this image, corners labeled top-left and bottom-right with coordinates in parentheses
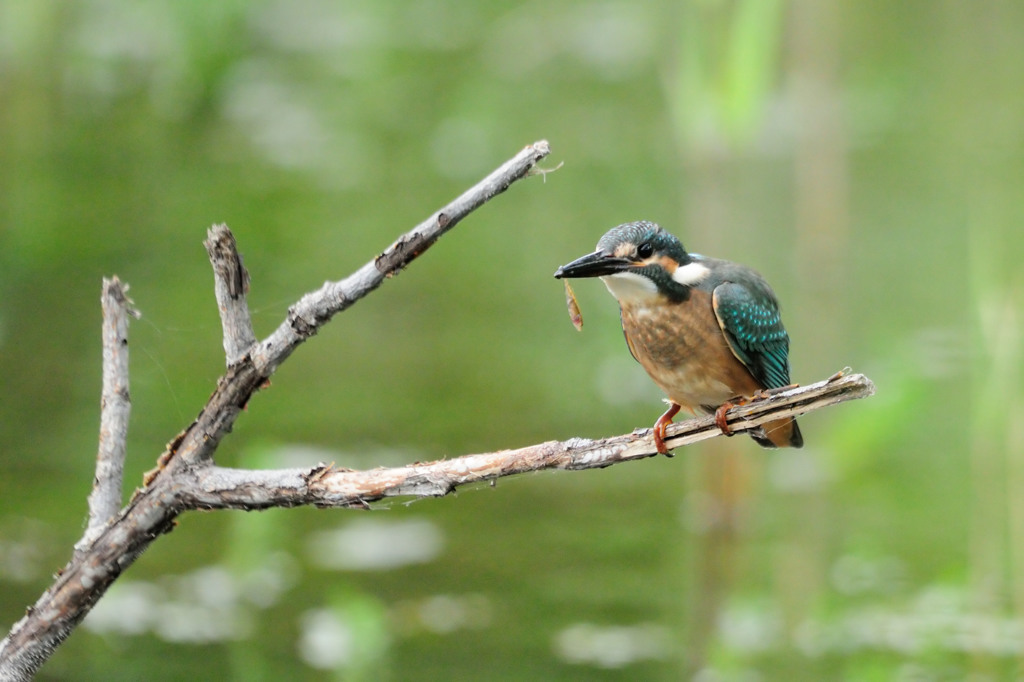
top-left (204, 224), bottom-right (256, 366)
top-left (250, 139), bottom-right (553, 376)
top-left (176, 372), bottom-right (875, 511)
top-left (76, 278), bottom-right (135, 553)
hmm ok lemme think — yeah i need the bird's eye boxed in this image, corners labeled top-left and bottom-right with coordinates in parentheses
top-left (636, 242), bottom-right (654, 259)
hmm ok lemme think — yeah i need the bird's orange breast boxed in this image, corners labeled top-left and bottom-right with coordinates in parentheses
top-left (619, 289), bottom-right (762, 413)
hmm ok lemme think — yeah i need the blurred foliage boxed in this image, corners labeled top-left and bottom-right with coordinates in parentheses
top-left (2, 0), bottom-right (1023, 680)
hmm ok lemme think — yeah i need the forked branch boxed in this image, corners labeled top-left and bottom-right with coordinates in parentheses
top-left (0, 141), bottom-right (552, 681)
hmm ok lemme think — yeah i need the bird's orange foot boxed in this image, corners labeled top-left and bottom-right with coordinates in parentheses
top-left (653, 403), bottom-right (682, 456)
top-left (714, 398), bottom-right (749, 436)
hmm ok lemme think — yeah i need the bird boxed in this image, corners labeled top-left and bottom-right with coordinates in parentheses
top-left (554, 220), bottom-right (802, 454)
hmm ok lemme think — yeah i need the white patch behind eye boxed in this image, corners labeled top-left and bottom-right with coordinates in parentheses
top-left (671, 261), bottom-right (710, 286)
top-left (600, 271), bottom-right (658, 304)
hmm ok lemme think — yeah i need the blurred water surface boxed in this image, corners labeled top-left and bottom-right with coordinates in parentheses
top-left (2, 1), bottom-right (1023, 680)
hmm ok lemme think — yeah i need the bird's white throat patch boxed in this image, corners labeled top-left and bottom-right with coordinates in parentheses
top-left (600, 271), bottom-right (659, 304)
top-left (671, 261), bottom-right (710, 286)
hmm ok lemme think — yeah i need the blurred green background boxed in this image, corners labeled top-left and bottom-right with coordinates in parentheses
top-left (2, 0), bottom-right (1022, 680)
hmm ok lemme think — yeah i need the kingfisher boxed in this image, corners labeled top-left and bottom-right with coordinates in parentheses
top-left (554, 220), bottom-right (802, 454)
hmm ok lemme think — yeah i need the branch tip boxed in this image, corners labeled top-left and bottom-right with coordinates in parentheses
top-left (79, 276), bottom-right (136, 554)
top-left (206, 223), bottom-right (257, 365)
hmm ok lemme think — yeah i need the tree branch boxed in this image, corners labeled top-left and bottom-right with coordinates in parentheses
top-left (76, 278), bottom-right (136, 554)
top-left (204, 224), bottom-right (256, 366)
top-left (249, 140), bottom-right (553, 377)
top-left (0, 140), bottom-right (552, 681)
top-left (174, 371), bottom-right (874, 510)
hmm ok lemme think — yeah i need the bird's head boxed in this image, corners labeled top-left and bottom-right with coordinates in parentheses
top-left (554, 221), bottom-right (708, 304)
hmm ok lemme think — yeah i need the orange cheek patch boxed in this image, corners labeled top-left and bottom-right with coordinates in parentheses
top-left (656, 255), bottom-right (677, 272)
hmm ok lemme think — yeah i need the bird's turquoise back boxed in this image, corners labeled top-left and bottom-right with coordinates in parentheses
top-left (693, 256), bottom-right (793, 391)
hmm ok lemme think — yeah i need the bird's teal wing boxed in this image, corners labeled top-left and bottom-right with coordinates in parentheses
top-left (711, 282), bottom-right (792, 389)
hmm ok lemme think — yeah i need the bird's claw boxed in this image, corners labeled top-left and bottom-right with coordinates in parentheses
top-left (652, 403), bottom-right (681, 456)
top-left (714, 394), bottom-right (761, 436)
top-left (652, 424), bottom-right (674, 457)
top-left (714, 402), bottom-right (737, 436)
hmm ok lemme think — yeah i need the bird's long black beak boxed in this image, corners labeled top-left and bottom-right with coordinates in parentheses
top-left (554, 250), bottom-right (631, 279)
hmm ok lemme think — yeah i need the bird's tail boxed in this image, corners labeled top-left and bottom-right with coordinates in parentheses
top-left (750, 417), bottom-right (803, 448)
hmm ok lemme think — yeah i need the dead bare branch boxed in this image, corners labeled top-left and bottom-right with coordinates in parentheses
top-left (76, 278), bottom-right (135, 554)
top-left (175, 372), bottom-right (874, 510)
top-left (205, 224), bottom-right (256, 366)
